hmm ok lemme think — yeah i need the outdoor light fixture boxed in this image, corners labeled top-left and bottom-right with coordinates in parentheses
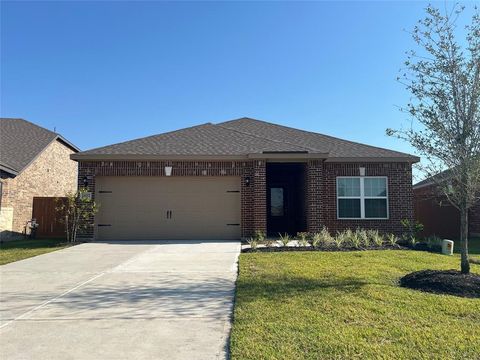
top-left (165, 166), bottom-right (173, 176)
top-left (245, 177), bottom-right (251, 187)
top-left (82, 176), bottom-right (89, 187)
top-left (359, 167), bottom-right (366, 177)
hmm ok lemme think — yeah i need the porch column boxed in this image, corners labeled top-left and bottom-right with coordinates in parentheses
top-left (307, 160), bottom-right (323, 233)
top-left (253, 160), bottom-right (267, 235)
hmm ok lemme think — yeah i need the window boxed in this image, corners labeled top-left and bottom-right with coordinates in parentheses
top-left (337, 177), bottom-right (388, 219)
top-left (270, 187), bottom-right (284, 216)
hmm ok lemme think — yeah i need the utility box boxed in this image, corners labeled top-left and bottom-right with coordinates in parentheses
top-left (442, 239), bottom-right (454, 255)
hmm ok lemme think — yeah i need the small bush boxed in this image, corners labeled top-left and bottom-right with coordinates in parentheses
top-left (386, 233), bottom-right (399, 247)
top-left (279, 233), bottom-right (291, 247)
top-left (254, 230), bottom-right (266, 242)
top-left (297, 232), bottom-right (309, 247)
top-left (349, 229), bottom-right (362, 249)
top-left (247, 237), bottom-right (258, 250)
top-left (425, 235), bottom-right (443, 252)
top-left (334, 231), bottom-right (347, 248)
top-left (310, 232), bottom-right (322, 248)
top-left (357, 229), bottom-right (370, 248)
top-left (319, 227), bottom-right (334, 247)
top-left (367, 230), bottom-right (384, 247)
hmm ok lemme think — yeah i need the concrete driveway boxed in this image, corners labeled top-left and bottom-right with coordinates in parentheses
top-left (0, 240), bottom-right (240, 360)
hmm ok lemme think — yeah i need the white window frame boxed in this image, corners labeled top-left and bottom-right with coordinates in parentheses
top-left (336, 176), bottom-right (389, 220)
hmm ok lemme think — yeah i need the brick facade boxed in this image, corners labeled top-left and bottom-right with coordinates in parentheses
top-left (315, 162), bottom-right (414, 234)
top-left (77, 159), bottom-right (414, 239)
top-left (414, 184), bottom-right (480, 238)
top-left (0, 140), bottom-right (78, 239)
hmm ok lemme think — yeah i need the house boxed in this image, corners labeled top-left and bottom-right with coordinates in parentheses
top-left (71, 117), bottom-right (419, 241)
top-left (414, 172), bottom-right (480, 239)
top-left (0, 118), bottom-right (79, 239)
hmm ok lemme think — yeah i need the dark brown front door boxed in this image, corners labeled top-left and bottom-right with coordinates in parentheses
top-left (32, 197), bottom-right (67, 238)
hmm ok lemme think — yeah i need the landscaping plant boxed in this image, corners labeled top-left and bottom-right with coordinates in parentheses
top-left (56, 187), bottom-right (98, 242)
top-left (247, 237), bottom-right (259, 250)
top-left (297, 232), bottom-right (309, 247)
top-left (310, 232), bottom-right (322, 248)
top-left (279, 233), bottom-right (291, 247)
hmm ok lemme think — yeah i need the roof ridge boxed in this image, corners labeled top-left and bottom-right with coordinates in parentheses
top-left (220, 117), bottom-right (415, 158)
top-left (214, 123), bottom-right (315, 153)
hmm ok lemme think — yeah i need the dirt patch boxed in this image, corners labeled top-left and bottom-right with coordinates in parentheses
top-left (400, 269), bottom-right (480, 298)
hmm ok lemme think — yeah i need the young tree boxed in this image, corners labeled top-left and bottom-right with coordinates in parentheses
top-left (387, 5), bottom-right (480, 273)
top-left (56, 188), bottom-right (98, 242)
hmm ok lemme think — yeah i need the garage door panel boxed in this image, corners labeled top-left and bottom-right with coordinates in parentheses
top-left (95, 176), bottom-right (241, 240)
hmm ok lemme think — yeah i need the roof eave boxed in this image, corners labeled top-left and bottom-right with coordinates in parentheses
top-left (325, 156), bottom-right (420, 163)
top-left (0, 164), bottom-right (19, 176)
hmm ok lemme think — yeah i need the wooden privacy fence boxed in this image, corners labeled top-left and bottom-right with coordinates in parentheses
top-left (32, 197), bottom-right (67, 238)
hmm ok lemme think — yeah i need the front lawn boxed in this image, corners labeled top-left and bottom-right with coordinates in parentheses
top-left (0, 239), bottom-right (68, 265)
top-left (231, 250), bottom-right (480, 359)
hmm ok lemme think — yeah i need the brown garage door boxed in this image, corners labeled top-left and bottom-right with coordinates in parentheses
top-left (95, 176), bottom-right (241, 240)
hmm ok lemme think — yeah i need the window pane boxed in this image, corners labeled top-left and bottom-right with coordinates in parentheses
top-left (337, 178), bottom-right (360, 197)
top-left (270, 188), bottom-right (284, 216)
top-left (365, 199), bottom-right (388, 218)
top-left (364, 178), bottom-right (387, 197)
top-left (338, 199), bottom-right (361, 218)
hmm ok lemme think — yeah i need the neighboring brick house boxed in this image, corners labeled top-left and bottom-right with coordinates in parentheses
top-left (0, 118), bottom-right (79, 239)
top-left (414, 173), bottom-right (480, 239)
top-left (72, 118), bottom-right (418, 241)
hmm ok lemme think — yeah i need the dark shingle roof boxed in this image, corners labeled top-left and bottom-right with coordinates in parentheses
top-left (0, 118), bottom-right (79, 175)
top-left (219, 118), bottom-right (415, 159)
top-left (73, 117), bottom-right (419, 162)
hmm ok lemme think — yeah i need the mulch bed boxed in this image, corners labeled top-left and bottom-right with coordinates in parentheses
top-left (400, 269), bottom-right (480, 298)
top-left (242, 244), bottom-right (407, 253)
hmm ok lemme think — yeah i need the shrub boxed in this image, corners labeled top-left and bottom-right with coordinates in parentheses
top-left (254, 230), bottom-right (266, 242)
top-left (247, 237), bottom-right (258, 250)
top-left (350, 229), bottom-right (362, 249)
top-left (297, 232), bottom-right (309, 247)
top-left (367, 230), bottom-right (384, 247)
top-left (386, 233), bottom-right (399, 247)
top-left (357, 229), bottom-right (370, 248)
top-left (334, 231), bottom-right (347, 248)
top-left (425, 235), bottom-right (443, 252)
top-left (310, 232), bottom-right (322, 248)
top-left (401, 219), bottom-right (424, 245)
top-left (319, 227), bottom-right (334, 247)
top-left (279, 233), bottom-right (291, 247)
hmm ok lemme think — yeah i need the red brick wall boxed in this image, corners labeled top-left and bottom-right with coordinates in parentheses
top-left (77, 160), bottom-right (414, 239)
top-left (414, 184), bottom-right (480, 238)
top-left (317, 162), bottom-right (414, 235)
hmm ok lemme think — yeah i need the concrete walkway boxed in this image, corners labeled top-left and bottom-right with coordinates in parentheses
top-left (0, 240), bottom-right (240, 360)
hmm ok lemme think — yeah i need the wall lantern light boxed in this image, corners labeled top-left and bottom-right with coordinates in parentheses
top-left (82, 176), bottom-right (89, 187)
top-left (359, 167), bottom-right (366, 177)
top-left (245, 176), bottom-right (251, 187)
top-left (165, 166), bottom-right (173, 176)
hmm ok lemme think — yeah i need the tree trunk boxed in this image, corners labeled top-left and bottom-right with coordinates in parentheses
top-left (460, 207), bottom-right (470, 274)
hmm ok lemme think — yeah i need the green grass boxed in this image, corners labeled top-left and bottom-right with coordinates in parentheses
top-left (0, 239), bottom-right (68, 265)
top-left (231, 250), bottom-right (480, 360)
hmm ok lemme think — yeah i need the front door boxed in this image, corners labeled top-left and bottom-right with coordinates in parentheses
top-left (267, 183), bottom-right (292, 235)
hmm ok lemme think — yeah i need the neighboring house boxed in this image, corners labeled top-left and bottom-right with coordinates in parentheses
top-left (414, 172), bottom-right (480, 239)
top-left (0, 118), bottom-right (79, 239)
top-left (71, 117), bottom-right (419, 241)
